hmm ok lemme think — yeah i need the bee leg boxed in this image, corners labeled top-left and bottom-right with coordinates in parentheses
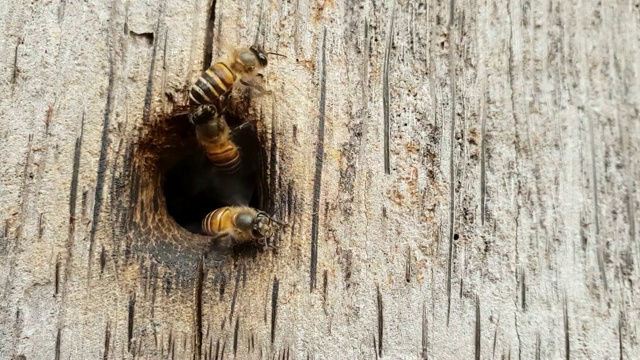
top-left (218, 93), bottom-right (231, 114)
top-left (255, 238), bottom-right (268, 251)
top-left (189, 104), bottom-right (218, 125)
top-left (262, 238), bottom-right (279, 251)
top-left (240, 74), bottom-right (273, 95)
top-left (267, 243), bottom-right (279, 252)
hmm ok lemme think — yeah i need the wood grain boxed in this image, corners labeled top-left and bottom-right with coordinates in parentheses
top-left (1, 0), bottom-right (639, 358)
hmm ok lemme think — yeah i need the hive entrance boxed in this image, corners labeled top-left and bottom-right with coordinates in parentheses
top-left (155, 110), bottom-right (268, 235)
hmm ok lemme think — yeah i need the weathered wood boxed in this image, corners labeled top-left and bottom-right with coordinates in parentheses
top-left (1, 0), bottom-right (639, 359)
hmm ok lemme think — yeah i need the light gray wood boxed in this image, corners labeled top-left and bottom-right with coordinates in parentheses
top-left (1, 0), bottom-right (639, 359)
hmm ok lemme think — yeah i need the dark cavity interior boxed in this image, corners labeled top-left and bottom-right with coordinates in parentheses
top-left (160, 111), bottom-right (267, 234)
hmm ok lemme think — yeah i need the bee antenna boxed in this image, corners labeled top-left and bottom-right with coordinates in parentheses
top-left (257, 210), bottom-right (288, 228)
top-left (268, 213), bottom-right (288, 227)
top-left (253, 3), bottom-right (264, 46)
top-left (267, 52), bottom-right (287, 58)
top-left (230, 119), bottom-right (258, 136)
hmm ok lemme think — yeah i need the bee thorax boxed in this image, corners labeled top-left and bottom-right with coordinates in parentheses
top-left (234, 212), bottom-right (255, 230)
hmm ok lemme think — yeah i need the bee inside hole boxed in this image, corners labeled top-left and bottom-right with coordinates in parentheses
top-left (160, 109), bottom-right (269, 236)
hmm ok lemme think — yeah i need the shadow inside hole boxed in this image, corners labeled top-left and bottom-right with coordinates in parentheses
top-left (161, 112), bottom-right (269, 237)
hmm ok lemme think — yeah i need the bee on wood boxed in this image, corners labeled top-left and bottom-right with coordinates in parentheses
top-left (202, 206), bottom-right (284, 248)
top-left (189, 104), bottom-right (242, 174)
top-left (189, 45), bottom-right (284, 106)
top-left (167, 43), bottom-right (287, 249)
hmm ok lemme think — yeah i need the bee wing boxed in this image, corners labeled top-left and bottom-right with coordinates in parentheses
top-left (210, 231), bottom-right (231, 242)
top-left (206, 231), bottom-right (241, 253)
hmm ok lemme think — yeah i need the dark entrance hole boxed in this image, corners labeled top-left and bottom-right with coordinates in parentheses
top-left (159, 110), bottom-right (269, 235)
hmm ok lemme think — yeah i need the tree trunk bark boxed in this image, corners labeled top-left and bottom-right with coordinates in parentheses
top-left (1, 0), bottom-right (639, 359)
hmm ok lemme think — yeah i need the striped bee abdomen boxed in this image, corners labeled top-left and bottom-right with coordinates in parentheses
top-left (202, 207), bottom-right (232, 235)
top-left (202, 140), bottom-right (241, 173)
top-left (193, 107), bottom-right (242, 174)
top-left (189, 62), bottom-right (238, 105)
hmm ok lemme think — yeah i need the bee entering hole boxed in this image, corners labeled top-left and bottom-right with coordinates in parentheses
top-left (158, 109), bottom-right (270, 236)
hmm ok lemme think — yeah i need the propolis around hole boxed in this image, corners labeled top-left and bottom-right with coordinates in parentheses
top-left (159, 109), bottom-right (269, 236)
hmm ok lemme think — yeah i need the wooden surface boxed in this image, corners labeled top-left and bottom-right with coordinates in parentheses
top-left (1, 0), bottom-right (639, 359)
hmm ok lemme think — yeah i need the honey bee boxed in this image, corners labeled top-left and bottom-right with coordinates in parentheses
top-left (189, 45), bottom-right (284, 106)
top-left (189, 104), bottom-right (242, 173)
top-left (202, 206), bottom-right (284, 247)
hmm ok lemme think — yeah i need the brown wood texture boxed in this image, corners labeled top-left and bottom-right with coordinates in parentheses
top-left (1, 0), bottom-right (639, 359)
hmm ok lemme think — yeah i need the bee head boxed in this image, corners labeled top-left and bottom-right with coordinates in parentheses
top-left (252, 211), bottom-right (281, 239)
top-left (235, 47), bottom-right (267, 72)
top-left (249, 46), bottom-right (269, 67)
